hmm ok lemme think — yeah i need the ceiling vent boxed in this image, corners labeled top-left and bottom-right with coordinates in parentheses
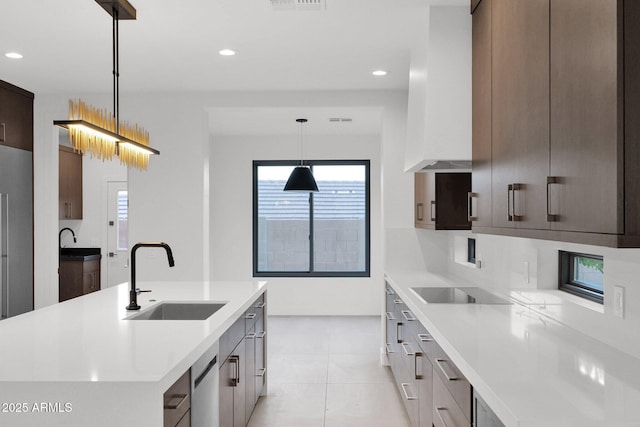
top-left (270, 0), bottom-right (326, 11)
top-left (329, 118), bottom-right (353, 123)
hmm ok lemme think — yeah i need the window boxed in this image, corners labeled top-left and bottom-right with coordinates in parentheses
top-left (117, 190), bottom-right (128, 251)
top-left (253, 160), bottom-right (370, 277)
top-left (467, 238), bottom-right (476, 264)
top-left (558, 251), bottom-right (604, 303)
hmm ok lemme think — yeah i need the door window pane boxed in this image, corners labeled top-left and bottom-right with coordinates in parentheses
top-left (117, 191), bottom-right (128, 251)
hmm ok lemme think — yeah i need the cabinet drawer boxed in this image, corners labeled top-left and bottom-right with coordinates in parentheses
top-left (430, 346), bottom-right (471, 421)
top-left (244, 293), bottom-right (265, 330)
top-left (433, 373), bottom-right (470, 427)
top-left (163, 370), bottom-right (190, 427)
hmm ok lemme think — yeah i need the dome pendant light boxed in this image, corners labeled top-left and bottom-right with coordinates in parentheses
top-left (284, 118), bottom-right (319, 192)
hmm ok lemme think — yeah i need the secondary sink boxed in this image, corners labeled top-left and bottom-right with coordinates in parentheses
top-left (127, 302), bottom-right (226, 320)
top-left (410, 287), bottom-right (512, 304)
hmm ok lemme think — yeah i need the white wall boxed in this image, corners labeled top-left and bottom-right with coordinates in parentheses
top-left (210, 133), bottom-right (381, 315)
top-left (33, 90), bottom-right (411, 315)
top-left (407, 228), bottom-right (640, 359)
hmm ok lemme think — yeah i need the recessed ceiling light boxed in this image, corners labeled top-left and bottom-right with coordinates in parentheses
top-left (5, 52), bottom-right (23, 59)
top-left (219, 49), bottom-right (236, 56)
top-left (372, 70), bottom-right (388, 76)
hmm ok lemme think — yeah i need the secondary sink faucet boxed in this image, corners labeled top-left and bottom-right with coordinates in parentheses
top-left (58, 227), bottom-right (76, 250)
top-left (126, 242), bottom-right (175, 311)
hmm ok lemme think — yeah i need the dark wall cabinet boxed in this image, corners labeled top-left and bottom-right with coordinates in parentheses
top-left (59, 145), bottom-right (83, 220)
top-left (220, 292), bottom-right (267, 427)
top-left (415, 172), bottom-right (471, 231)
top-left (59, 257), bottom-right (100, 302)
top-left (471, 0), bottom-right (640, 247)
top-left (0, 81), bottom-right (33, 152)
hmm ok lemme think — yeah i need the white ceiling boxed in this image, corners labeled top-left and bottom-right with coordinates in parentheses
top-left (2, 0), bottom-right (465, 134)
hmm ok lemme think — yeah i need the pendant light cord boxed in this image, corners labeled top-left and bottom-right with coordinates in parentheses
top-left (112, 7), bottom-right (120, 134)
top-left (299, 120), bottom-right (304, 166)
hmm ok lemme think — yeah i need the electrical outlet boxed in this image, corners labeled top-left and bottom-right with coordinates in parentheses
top-left (613, 285), bottom-right (624, 319)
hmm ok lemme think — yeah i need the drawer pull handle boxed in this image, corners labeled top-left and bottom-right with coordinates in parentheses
top-left (401, 342), bottom-right (415, 356)
top-left (245, 313), bottom-right (257, 319)
top-left (256, 331), bottom-right (266, 339)
top-left (385, 343), bottom-right (395, 354)
top-left (468, 192), bottom-right (478, 221)
top-left (385, 287), bottom-right (394, 295)
top-left (435, 407), bottom-right (450, 427)
top-left (416, 202), bottom-right (424, 221)
top-left (401, 310), bottom-right (416, 321)
top-left (435, 358), bottom-right (459, 381)
top-left (385, 311), bottom-right (396, 321)
top-left (430, 200), bottom-right (436, 221)
top-left (164, 393), bottom-right (188, 410)
top-left (393, 299), bottom-right (403, 305)
top-left (400, 383), bottom-right (418, 400)
top-left (418, 333), bottom-right (433, 342)
top-left (245, 332), bottom-right (256, 339)
top-left (257, 368), bottom-right (267, 377)
top-left (0, 123), bottom-right (5, 142)
top-left (254, 302), bottom-right (266, 309)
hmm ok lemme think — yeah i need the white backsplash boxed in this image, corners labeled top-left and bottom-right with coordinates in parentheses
top-left (398, 228), bottom-right (640, 359)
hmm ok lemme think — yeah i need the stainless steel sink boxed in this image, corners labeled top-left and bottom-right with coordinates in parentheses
top-left (127, 302), bottom-right (226, 320)
top-left (410, 287), bottom-right (512, 304)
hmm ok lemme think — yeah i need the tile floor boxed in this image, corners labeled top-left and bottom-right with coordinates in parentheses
top-left (247, 316), bottom-right (412, 427)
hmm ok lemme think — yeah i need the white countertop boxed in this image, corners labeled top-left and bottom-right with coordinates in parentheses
top-left (385, 270), bottom-right (640, 427)
top-left (0, 280), bottom-right (267, 426)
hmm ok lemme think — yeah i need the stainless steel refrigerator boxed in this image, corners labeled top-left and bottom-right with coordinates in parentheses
top-left (0, 144), bottom-right (33, 319)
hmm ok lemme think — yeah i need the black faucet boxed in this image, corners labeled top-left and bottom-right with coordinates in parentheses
top-left (58, 227), bottom-right (76, 251)
top-left (126, 242), bottom-right (175, 311)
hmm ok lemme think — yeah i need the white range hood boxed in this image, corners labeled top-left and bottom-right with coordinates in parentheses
top-left (404, 5), bottom-right (472, 173)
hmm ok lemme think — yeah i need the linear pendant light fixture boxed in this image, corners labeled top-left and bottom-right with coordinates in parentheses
top-left (284, 118), bottom-right (319, 192)
top-left (54, 0), bottom-right (159, 171)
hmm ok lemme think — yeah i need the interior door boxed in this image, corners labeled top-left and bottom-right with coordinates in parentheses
top-left (107, 181), bottom-right (129, 287)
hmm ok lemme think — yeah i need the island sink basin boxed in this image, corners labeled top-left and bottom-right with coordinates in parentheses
top-left (410, 287), bottom-right (512, 305)
top-left (127, 302), bottom-right (226, 320)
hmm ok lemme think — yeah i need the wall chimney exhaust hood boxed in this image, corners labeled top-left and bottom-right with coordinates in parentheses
top-left (404, 6), bottom-right (471, 173)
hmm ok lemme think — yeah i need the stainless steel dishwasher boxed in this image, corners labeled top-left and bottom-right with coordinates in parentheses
top-left (191, 341), bottom-right (220, 427)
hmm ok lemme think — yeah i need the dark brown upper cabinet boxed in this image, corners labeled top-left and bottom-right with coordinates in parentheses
top-left (470, 0), bottom-right (640, 247)
top-left (0, 81), bottom-right (33, 152)
top-left (59, 145), bottom-right (83, 219)
top-left (415, 172), bottom-right (471, 231)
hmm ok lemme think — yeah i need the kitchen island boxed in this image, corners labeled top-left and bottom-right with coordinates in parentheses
top-left (385, 270), bottom-right (640, 427)
top-left (0, 280), bottom-right (267, 427)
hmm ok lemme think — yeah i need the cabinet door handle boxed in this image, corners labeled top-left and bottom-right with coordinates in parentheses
top-left (396, 322), bottom-right (403, 343)
top-left (385, 343), bottom-right (395, 354)
top-left (164, 393), bottom-right (188, 410)
top-left (254, 301), bottom-right (266, 309)
top-left (245, 312), bottom-right (257, 319)
top-left (245, 332), bottom-right (256, 339)
top-left (401, 342), bottom-right (414, 356)
top-left (507, 185), bottom-right (513, 221)
top-left (400, 383), bottom-right (418, 401)
top-left (384, 287), bottom-right (394, 295)
top-left (257, 368), bottom-right (267, 377)
top-left (468, 192), bottom-right (478, 221)
top-left (416, 202), bottom-right (424, 221)
top-left (435, 358), bottom-right (459, 381)
top-left (393, 299), bottom-right (403, 305)
top-left (0, 122), bottom-right (5, 142)
top-left (401, 310), bottom-right (416, 321)
top-left (256, 331), bottom-right (266, 339)
top-left (385, 311), bottom-right (396, 321)
top-left (512, 183), bottom-right (523, 221)
top-left (430, 200), bottom-right (436, 221)
top-left (546, 176), bottom-right (559, 222)
top-left (418, 333), bottom-right (433, 342)
top-left (435, 407), bottom-right (450, 427)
